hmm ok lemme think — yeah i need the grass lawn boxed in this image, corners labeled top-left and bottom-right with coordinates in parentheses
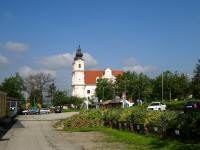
top-left (65, 127), bottom-right (200, 150)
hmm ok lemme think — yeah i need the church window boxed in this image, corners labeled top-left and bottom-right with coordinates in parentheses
top-left (96, 77), bottom-right (100, 82)
top-left (87, 90), bottom-right (90, 94)
top-left (78, 64), bottom-right (81, 68)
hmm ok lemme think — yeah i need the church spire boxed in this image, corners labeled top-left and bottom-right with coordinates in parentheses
top-left (74, 45), bottom-right (83, 60)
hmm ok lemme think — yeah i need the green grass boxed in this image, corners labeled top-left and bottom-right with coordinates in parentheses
top-left (65, 127), bottom-right (200, 150)
top-left (62, 108), bottom-right (80, 112)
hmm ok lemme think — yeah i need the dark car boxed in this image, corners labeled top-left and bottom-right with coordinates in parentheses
top-left (22, 108), bottom-right (40, 115)
top-left (184, 100), bottom-right (200, 113)
top-left (54, 106), bottom-right (62, 113)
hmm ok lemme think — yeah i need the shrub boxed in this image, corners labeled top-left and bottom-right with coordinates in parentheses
top-left (166, 101), bottom-right (185, 111)
top-left (118, 108), bottom-right (133, 122)
top-left (103, 108), bottom-right (123, 121)
top-left (130, 107), bottom-right (147, 125)
top-left (64, 110), bottom-right (104, 129)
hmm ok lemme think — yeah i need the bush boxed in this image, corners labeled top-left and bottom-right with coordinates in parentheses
top-left (102, 108), bottom-right (123, 121)
top-left (64, 110), bottom-right (104, 129)
top-left (130, 107), bottom-right (147, 125)
top-left (166, 101), bottom-right (185, 111)
top-left (167, 111), bottom-right (200, 142)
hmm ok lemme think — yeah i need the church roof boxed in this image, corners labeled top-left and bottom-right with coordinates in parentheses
top-left (84, 70), bottom-right (124, 85)
top-left (74, 45), bottom-right (83, 60)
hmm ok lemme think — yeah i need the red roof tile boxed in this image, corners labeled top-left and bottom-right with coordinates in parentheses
top-left (84, 70), bottom-right (124, 85)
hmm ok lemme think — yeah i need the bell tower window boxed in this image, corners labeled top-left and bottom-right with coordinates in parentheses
top-left (78, 64), bottom-right (81, 68)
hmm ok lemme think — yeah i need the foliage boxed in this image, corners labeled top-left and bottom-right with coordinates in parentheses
top-left (70, 96), bottom-right (83, 109)
top-left (102, 108), bottom-right (123, 121)
top-left (130, 107), bottom-right (147, 124)
top-left (168, 112), bottom-right (200, 142)
top-left (64, 110), bottom-right (104, 129)
top-left (0, 73), bottom-right (25, 99)
top-left (53, 90), bottom-right (69, 107)
top-left (115, 72), bottom-right (152, 101)
top-left (192, 59), bottom-right (200, 99)
top-left (95, 78), bottom-right (115, 101)
top-left (166, 101), bottom-right (186, 111)
top-left (152, 71), bottom-right (190, 101)
top-left (25, 72), bottom-right (54, 104)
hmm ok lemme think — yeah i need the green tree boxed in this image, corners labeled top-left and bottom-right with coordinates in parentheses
top-left (152, 71), bottom-right (190, 100)
top-left (115, 71), bottom-right (151, 101)
top-left (0, 73), bottom-right (25, 99)
top-left (70, 96), bottom-right (83, 109)
top-left (95, 78), bottom-right (115, 101)
top-left (53, 90), bottom-right (70, 108)
top-left (192, 59), bottom-right (200, 99)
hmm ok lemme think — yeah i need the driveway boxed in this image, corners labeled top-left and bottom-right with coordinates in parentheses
top-left (0, 112), bottom-right (82, 150)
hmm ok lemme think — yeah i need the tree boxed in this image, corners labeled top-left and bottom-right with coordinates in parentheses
top-left (0, 73), bottom-right (25, 99)
top-left (152, 71), bottom-right (190, 100)
top-left (47, 83), bottom-right (56, 104)
top-left (70, 96), bottom-right (83, 109)
top-left (192, 59), bottom-right (200, 99)
top-left (95, 78), bottom-right (115, 101)
top-left (115, 71), bottom-right (151, 101)
top-left (25, 73), bottom-right (54, 105)
top-left (53, 90), bottom-right (70, 108)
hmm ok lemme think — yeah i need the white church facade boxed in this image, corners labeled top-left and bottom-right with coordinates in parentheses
top-left (72, 46), bottom-right (123, 99)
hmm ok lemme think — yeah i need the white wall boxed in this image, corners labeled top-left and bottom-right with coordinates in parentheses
top-left (85, 85), bottom-right (96, 99)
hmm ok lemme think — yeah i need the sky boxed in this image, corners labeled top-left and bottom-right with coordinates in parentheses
top-left (0, 0), bottom-right (200, 90)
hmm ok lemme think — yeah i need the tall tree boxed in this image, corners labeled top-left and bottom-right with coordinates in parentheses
top-left (53, 90), bottom-right (69, 108)
top-left (192, 59), bottom-right (200, 99)
top-left (25, 73), bottom-right (54, 105)
top-left (152, 71), bottom-right (190, 100)
top-left (95, 78), bottom-right (115, 101)
top-left (0, 73), bottom-right (25, 99)
top-left (116, 71), bottom-right (151, 101)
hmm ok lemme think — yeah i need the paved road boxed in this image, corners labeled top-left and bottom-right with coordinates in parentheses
top-left (0, 112), bottom-right (82, 150)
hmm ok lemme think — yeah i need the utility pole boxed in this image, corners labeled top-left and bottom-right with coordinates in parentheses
top-left (162, 72), bottom-right (164, 101)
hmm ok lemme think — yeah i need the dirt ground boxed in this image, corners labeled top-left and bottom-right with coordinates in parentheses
top-left (59, 131), bottom-right (126, 150)
top-left (1, 113), bottom-right (127, 150)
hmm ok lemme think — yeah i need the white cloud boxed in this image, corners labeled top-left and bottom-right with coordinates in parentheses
top-left (38, 53), bottom-right (74, 70)
top-left (19, 66), bottom-right (56, 78)
top-left (0, 54), bottom-right (10, 69)
top-left (4, 41), bottom-right (29, 52)
top-left (123, 57), bottom-right (138, 66)
top-left (122, 57), bottom-right (157, 73)
top-left (83, 53), bottom-right (97, 67)
top-left (122, 65), bottom-right (156, 73)
top-left (38, 52), bottom-right (97, 70)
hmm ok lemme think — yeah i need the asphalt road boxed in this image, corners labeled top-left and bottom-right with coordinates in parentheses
top-left (0, 112), bottom-right (82, 150)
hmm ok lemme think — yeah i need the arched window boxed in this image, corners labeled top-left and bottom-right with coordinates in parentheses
top-left (96, 77), bottom-right (100, 82)
top-left (78, 64), bottom-right (81, 68)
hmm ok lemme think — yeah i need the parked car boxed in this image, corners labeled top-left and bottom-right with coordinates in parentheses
top-left (54, 106), bottom-right (62, 113)
top-left (147, 102), bottom-right (166, 111)
top-left (40, 108), bottom-right (50, 114)
top-left (22, 108), bottom-right (40, 115)
top-left (184, 100), bottom-right (200, 113)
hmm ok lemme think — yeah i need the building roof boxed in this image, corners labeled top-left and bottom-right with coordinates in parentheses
top-left (84, 70), bottom-right (124, 85)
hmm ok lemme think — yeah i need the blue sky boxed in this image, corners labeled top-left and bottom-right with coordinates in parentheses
top-left (0, 0), bottom-right (200, 89)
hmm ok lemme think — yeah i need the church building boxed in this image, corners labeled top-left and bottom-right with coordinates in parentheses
top-left (72, 46), bottom-right (123, 99)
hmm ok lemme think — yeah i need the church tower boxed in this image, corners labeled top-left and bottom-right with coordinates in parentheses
top-left (72, 46), bottom-right (85, 97)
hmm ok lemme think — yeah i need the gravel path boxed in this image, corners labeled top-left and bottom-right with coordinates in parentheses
top-left (0, 112), bottom-right (81, 150)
